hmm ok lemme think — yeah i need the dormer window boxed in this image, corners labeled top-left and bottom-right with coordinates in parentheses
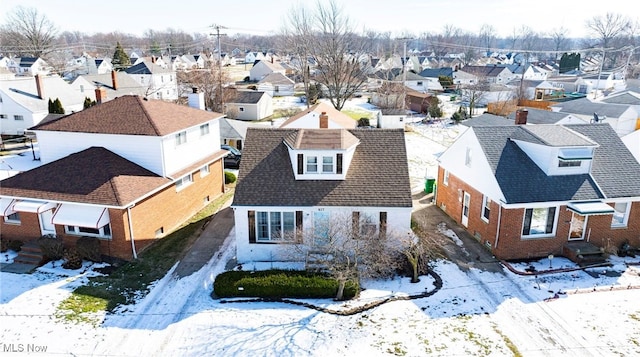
top-left (322, 156), bottom-right (333, 173)
top-left (306, 156), bottom-right (318, 173)
top-left (558, 159), bottom-right (581, 168)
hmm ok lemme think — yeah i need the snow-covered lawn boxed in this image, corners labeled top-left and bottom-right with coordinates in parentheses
top-left (2, 237), bottom-right (640, 356)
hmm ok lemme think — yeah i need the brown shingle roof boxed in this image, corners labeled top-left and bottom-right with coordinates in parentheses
top-left (0, 147), bottom-right (170, 206)
top-left (30, 95), bottom-right (223, 136)
top-left (283, 129), bottom-right (360, 150)
top-left (279, 102), bottom-right (356, 129)
top-left (232, 128), bottom-right (412, 208)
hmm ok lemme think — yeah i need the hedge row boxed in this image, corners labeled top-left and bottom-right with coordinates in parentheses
top-left (214, 269), bottom-right (359, 299)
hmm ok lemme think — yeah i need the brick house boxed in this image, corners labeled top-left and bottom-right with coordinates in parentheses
top-left (435, 110), bottom-right (640, 260)
top-left (232, 125), bottom-right (412, 263)
top-left (0, 94), bottom-right (227, 260)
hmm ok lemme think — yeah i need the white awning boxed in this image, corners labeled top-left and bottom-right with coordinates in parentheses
top-left (13, 200), bottom-right (57, 213)
top-left (0, 198), bottom-right (17, 216)
top-left (567, 201), bottom-right (615, 215)
top-left (51, 204), bottom-right (110, 229)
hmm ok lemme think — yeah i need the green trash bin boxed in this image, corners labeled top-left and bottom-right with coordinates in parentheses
top-left (425, 177), bottom-right (436, 194)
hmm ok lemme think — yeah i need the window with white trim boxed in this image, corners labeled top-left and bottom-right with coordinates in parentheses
top-left (322, 156), bottom-right (333, 173)
top-left (175, 173), bottom-right (193, 191)
top-left (360, 213), bottom-right (377, 237)
top-left (558, 159), bottom-right (581, 167)
top-left (481, 195), bottom-right (491, 222)
top-left (14, 115), bottom-right (24, 121)
top-left (0, 114), bottom-right (7, 119)
top-left (522, 207), bottom-right (556, 238)
top-left (256, 211), bottom-right (296, 241)
top-left (4, 212), bottom-right (20, 224)
top-left (611, 202), bottom-right (630, 227)
top-left (175, 131), bottom-right (187, 146)
top-left (306, 156), bottom-right (318, 173)
top-left (443, 170), bottom-right (449, 186)
top-left (65, 224), bottom-right (112, 239)
top-left (200, 165), bottom-right (210, 177)
top-left (200, 123), bottom-right (210, 136)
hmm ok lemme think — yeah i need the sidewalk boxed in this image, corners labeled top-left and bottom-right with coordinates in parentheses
top-left (172, 198), bottom-right (235, 278)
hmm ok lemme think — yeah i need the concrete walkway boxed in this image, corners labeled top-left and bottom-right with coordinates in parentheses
top-left (173, 199), bottom-right (235, 278)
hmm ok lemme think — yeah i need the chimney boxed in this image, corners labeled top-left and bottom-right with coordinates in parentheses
top-left (319, 111), bottom-right (329, 129)
top-left (95, 87), bottom-right (107, 104)
top-left (111, 70), bottom-right (118, 90)
top-left (188, 87), bottom-right (205, 110)
top-left (35, 74), bottom-right (44, 99)
top-left (515, 108), bottom-right (528, 125)
top-left (151, 56), bottom-right (156, 64)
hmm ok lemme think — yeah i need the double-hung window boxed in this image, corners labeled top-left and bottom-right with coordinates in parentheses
top-left (175, 131), bottom-right (187, 146)
top-left (522, 207), bottom-right (556, 238)
top-left (322, 156), bottom-right (333, 173)
top-left (306, 156), bottom-right (318, 173)
top-left (200, 123), bottom-right (210, 136)
top-left (481, 196), bottom-right (491, 222)
top-left (175, 173), bottom-right (193, 191)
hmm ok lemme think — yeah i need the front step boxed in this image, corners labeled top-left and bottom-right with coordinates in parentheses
top-left (14, 240), bottom-right (46, 266)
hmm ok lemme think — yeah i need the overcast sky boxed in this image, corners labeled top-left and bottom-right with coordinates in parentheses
top-left (0, 0), bottom-right (635, 40)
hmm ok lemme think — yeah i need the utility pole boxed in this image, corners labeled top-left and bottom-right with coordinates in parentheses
top-left (396, 37), bottom-right (413, 111)
top-left (594, 47), bottom-right (605, 100)
top-left (210, 24), bottom-right (227, 112)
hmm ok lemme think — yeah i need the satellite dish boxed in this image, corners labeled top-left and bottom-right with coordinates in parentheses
top-left (592, 113), bottom-right (599, 123)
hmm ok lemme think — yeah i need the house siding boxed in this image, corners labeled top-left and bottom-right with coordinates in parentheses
top-left (234, 206), bottom-right (412, 263)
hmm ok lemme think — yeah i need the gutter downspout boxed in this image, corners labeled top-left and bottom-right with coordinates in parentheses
top-left (127, 204), bottom-right (138, 259)
top-left (494, 204), bottom-right (502, 249)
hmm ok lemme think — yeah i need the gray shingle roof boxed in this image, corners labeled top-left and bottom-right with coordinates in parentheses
top-left (516, 125), bottom-right (597, 147)
top-left (229, 90), bottom-right (267, 104)
top-left (551, 97), bottom-right (631, 118)
top-left (600, 91), bottom-right (640, 105)
top-left (506, 108), bottom-right (571, 124)
top-left (233, 128), bottom-right (412, 208)
top-left (461, 113), bottom-right (513, 127)
top-left (473, 123), bottom-right (640, 203)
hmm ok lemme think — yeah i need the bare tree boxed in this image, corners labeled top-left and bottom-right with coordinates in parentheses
top-left (586, 13), bottom-right (632, 68)
top-left (518, 25), bottom-right (543, 64)
top-left (550, 27), bottom-right (572, 60)
top-left (288, 212), bottom-right (398, 300)
top-left (283, 0), bottom-right (371, 111)
top-left (176, 67), bottom-right (235, 112)
top-left (280, 3), bottom-right (315, 109)
top-left (0, 6), bottom-right (58, 57)
top-left (479, 24), bottom-right (497, 55)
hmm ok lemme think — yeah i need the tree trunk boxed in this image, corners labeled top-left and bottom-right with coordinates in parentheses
top-left (411, 261), bottom-right (420, 284)
top-left (335, 280), bottom-right (346, 300)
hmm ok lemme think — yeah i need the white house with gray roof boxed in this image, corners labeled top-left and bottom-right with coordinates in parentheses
top-left (125, 62), bottom-right (178, 100)
top-left (436, 117), bottom-right (640, 261)
top-left (551, 97), bottom-right (639, 136)
top-left (0, 75), bottom-right (85, 135)
top-left (232, 127), bottom-right (412, 262)
top-left (225, 90), bottom-right (273, 121)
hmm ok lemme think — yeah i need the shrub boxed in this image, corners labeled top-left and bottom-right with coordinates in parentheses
top-left (38, 235), bottom-right (65, 260)
top-left (213, 269), bottom-right (359, 299)
top-left (63, 248), bottom-right (83, 270)
top-left (0, 237), bottom-right (8, 252)
top-left (76, 237), bottom-right (102, 262)
top-left (224, 171), bottom-right (237, 184)
top-left (6, 240), bottom-right (24, 252)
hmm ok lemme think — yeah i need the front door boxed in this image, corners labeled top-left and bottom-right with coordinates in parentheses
top-left (39, 209), bottom-right (56, 236)
top-left (568, 212), bottom-right (587, 240)
top-left (461, 192), bottom-right (470, 227)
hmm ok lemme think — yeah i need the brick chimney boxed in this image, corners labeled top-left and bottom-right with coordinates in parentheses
top-left (515, 108), bottom-right (528, 125)
top-left (319, 111), bottom-right (329, 129)
top-left (95, 87), bottom-right (107, 104)
top-left (188, 87), bottom-right (205, 110)
top-left (111, 70), bottom-right (118, 90)
top-left (34, 74), bottom-right (44, 99)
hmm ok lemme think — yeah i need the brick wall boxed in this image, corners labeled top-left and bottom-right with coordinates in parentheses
top-left (436, 166), bottom-right (640, 260)
top-left (0, 159), bottom-right (225, 260)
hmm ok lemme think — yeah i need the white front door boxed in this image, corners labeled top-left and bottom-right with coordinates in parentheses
top-left (39, 209), bottom-right (56, 236)
top-left (461, 192), bottom-right (470, 227)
